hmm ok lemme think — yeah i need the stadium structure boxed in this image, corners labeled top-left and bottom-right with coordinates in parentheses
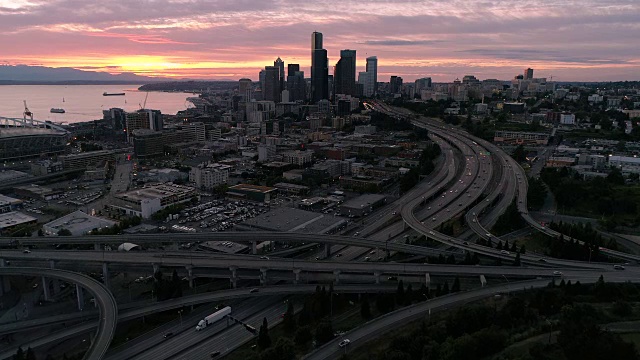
top-left (0, 116), bottom-right (69, 161)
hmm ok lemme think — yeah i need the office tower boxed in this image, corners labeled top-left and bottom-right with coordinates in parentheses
top-left (390, 76), bottom-right (403, 94)
top-left (358, 71), bottom-right (373, 97)
top-left (311, 31), bottom-right (329, 103)
top-left (288, 64), bottom-right (300, 77)
top-left (414, 77), bottom-right (432, 94)
top-left (366, 56), bottom-right (378, 96)
top-left (287, 64), bottom-right (306, 102)
top-left (334, 49), bottom-right (357, 96)
top-left (524, 68), bottom-right (534, 80)
top-left (238, 78), bottom-right (253, 101)
top-left (274, 57), bottom-right (285, 94)
top-left (259, 70), bottom-right (266, 92)
top-left (103, 107), bottom-right (126, 130)
top-left (264, 66), bottom-right (281, 102)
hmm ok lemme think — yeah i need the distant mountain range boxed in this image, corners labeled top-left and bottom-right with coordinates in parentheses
top-left (0, 65), bottom-right (166, 84)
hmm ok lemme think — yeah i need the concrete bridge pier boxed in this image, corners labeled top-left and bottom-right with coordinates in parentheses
top-left (374, 271), bottom-right (381, 284)
top-left (293, 269), bottom-right (301, 284)
top-left (229, 267), bottom-right (237, 288)
top-left (0, 259), bottom-right (9, 295)
top-left (42, 276), bottom-right (51, 301)
top-left (49, 260), bottom-right (60, 295)
top-left (260, 268), bottom-right (268, 286)
top-left (94, 243), bottom-right (101, 251)
top-left (76, 284), bottom-right (85, 311)
top-left (102, 263), bottom-right (110, 289)
top-left (480, 275), bottom-right (487, 287)
top-left (186, 265), bottom-right (194, 288)
top-left (333, 270), bottom-right (341, 284)
top-left (252, 241), bottom-right (257, 255)
top-left (324, 244), bottom-right (331, 258)
top-left (425, 273), bottom-right (431, 287)
top-left (152, 263), bottom-right (160, 278)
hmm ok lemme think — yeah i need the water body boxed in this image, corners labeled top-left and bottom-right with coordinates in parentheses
top-left (0, 85), bottom-right (195, 124)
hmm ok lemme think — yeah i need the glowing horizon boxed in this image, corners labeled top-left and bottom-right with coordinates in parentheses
top-left (1, 0), bottom-right (639, 82)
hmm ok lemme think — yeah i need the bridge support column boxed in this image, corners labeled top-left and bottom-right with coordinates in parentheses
top-left (229, 267), bottom-right (237, 288)
top-left (324, 244), bottom-right (331, 258)
top-left (333, 270), bottom-right (341, 284)
top-left (42, 276), bottom-right (51, 301)
top-left (425, 273), bottom-right (431, 287)
top-left (252, 241), bottom-right (257, 255)
top-left (293, 269), bottom-right (301, 285)
top-left (152, 263), bottom-right (160, 277)
top-left (480, 275), bottom-right (487, 287)
top-left (102, 263), bottom-right (110, 289)
top-left (403, 221), bottom-right (408, 230)
top-left (173, 241), bottom-right (180, 250)
top-left (94, 243), bottom-right (100, 251)
top-left (76, 284), bottom-right (85, 311)
top-left (260, 268), bottom-right (268, 286)
top-left (49, 260), bottom-right (59, 295)
top-left (0, 259), bottom-right (9, 295)
top-left (186, 265), bottom-right (194, 288)
top-left (374, 271), bottom-right (381, 284)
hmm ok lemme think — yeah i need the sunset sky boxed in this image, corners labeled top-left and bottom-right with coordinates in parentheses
top-left (1, 0), bottom-right (639, 82)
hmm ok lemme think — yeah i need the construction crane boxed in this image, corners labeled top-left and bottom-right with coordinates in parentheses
top-left (23, 100), bottom-right (33, 124)
top-left (139, 92), bottom-right (149, 110)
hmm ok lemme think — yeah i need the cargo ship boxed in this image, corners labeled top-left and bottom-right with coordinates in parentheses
top-left (50, 108), bottom-right (65, 113)
top-left (103, 92), bottom-right (126, 96)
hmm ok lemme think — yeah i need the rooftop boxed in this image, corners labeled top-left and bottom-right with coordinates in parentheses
top-left (241, 207), bottom-right (345, 234)
top-left (229, 184), bottom-right (277, 194)
top-left (340, 194), bottom-right (387, 210)
top-left (0, 170), bottom-right (30, 183)
top-left (0, 127), bottom-right (66, 139)
top-left (44, 210), bottom-right (116, 236)
top-left (117, 183), bottom-right (196, 202)
top-left (0, 211), bottom-right (37, 230)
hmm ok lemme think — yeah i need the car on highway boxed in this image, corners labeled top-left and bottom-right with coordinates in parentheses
top-left (250, 288), bottom-right (259, 293)
top-left (538, 258), bottom-right (548, 263)
top-left (364, 257), bottom-right (370, 261)
top-left (339, 339), bottom-right (351, 347)
top-left (553, 271), bottom-right (563, 277)
top-left (164, 332), bottom-right (174, 339)
top-left (387, 276), bottom-right (398, 281)
top-left (432, 217), bottom-right (436, 221)
top-left (614, 265), bottom-right (625, 270)
top-left (463, 241), bottom-right (468, 245)
top-left (210, 351), bottom-right (221, 358)
top-left (336, 253), bottom-right (343, 258)
top-left (23, 249), bottom-right (31, 254)
top-left (369, 250), bottom-right (376, 254)
top-left (500, 250), bottom-right (510, 255)
top-left (259, 256), bottom-right (269, 260)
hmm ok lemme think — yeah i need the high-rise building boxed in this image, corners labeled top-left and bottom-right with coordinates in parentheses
top-left (524, 68), bottom-right (534, 80)
top-left (390, 76), bottom-right (403, 94)
top-left (264, 66), bottom-right (281, 103)
top-left (414, 77), bottom-right (432, 94)
top-left (286, 64), bottom-right (306, 102)
top-left (311, 31), bottom-right (329, 103)
top-left (238, 78), bottom-right (253, 101)
top-left (274, 57), bottom-right (285, 93)
top-left (288, 64), bottom-right (300, 77)
top-left (366, 56), bottom-right (378, 96)
top-left (259, 69), bottom-right (266, 92)
top-left (334, 49), bottom-right (357, 96)
top-left (125, 109), bottom-right (163, 143)
top-left (103, 108), bottom-right (126, 131)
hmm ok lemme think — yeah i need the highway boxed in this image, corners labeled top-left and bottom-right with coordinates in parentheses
top-left (0, 284), bottom-right (397, 358)
top-left (0, 267), bottom-right (117, 360)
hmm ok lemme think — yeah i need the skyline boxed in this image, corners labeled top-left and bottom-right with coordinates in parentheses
top-left (1, 0), bottom-right (639, 82)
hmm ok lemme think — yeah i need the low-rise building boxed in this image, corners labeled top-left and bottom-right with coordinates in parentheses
top-left (338, 194), bottom-right (386, 217)
top-left (0, 194), bottom-right (23, 213)
top-left (546, 156), bottom-right (576, 168)
top-left (189, 162), bottom-right (230, 190)
top-left (14, 185), bottom-right (63, 200)
top-left (110, 183), bottom-right (197, 218)
top-left (30, 160), bottom-right (63, 176)
top-left (0, 211), bottom-right (37, 234)
top-left (494, 131), bottom-right (549, 145)
top-left (227, 184), bottom-right (277, 203)
top-left (43, 210), bottom-right (116, 236)
top-left (59, 150), bottom-right (115, 170)
top-left (282, 150), bottom-right (314, 166)
top-left (273, 182), bottom-right (310, 195)
top-left (609, 155), bottom-right (640, 174)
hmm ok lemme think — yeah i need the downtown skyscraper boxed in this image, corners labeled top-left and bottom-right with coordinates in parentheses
top-left (311, 31), bottom-right (329, 103)
top-left (334, 49), bottom-right (356, 96)
top-left (358, 56), bottom-right (378, 97)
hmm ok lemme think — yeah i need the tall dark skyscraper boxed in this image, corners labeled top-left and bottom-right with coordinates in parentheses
top-left (311, 31), bottom-right (329, 103)
top-left (334, 49), bottom-right (356, 96)
top-left (287, 64), bottom-right (305, 102)
top-left (524, 68), bottom-right (534, 80)
top-left (264, 66), bottom-right (280, 102)
top-left (274, 57), bottom-right (285, 94)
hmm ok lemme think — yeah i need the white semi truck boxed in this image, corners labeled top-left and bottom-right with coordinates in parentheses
top-left (196, 306), bottom-right (231, 331)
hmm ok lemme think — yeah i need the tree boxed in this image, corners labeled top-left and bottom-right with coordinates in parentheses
top-left (283, 301), bottom-right (296, 333)
top-left (37, 229), bottom-right (44, 237)
top-left (442, 281), bottom-right (450, 295)
top-left (315, 320), bottom-right (334, 345)
top-left (360, 297), bottom-right (371, 319)
top-left (451, 277), bottom-right (461, 293)
top-left (294, 326), bottom-right (313, 346)
top-left (258, 317), bottom-right (271, 349)
top-left (25, 348), bottom-right (35, 360)
top-left (512, 145), bottom-right (527, 163)
top-left (396, 280), bottom-right (405, 305)
top-left (520, 244), bottom-right (526, 254)
top-left (405, 284), bottom-right (414, 305)
top-left (13, 347), bottom-right (24, 360)
top-left (513, 252), bottom-right (521, 267)
top-left (57, 228), bottom-right (72, 236)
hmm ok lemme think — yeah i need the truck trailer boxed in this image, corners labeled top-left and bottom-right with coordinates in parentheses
top-left (196, 306), bottom-right (231, 331)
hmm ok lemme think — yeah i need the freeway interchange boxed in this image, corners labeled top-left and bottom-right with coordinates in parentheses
top-left (0, 102), bottom-right (637, 359)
